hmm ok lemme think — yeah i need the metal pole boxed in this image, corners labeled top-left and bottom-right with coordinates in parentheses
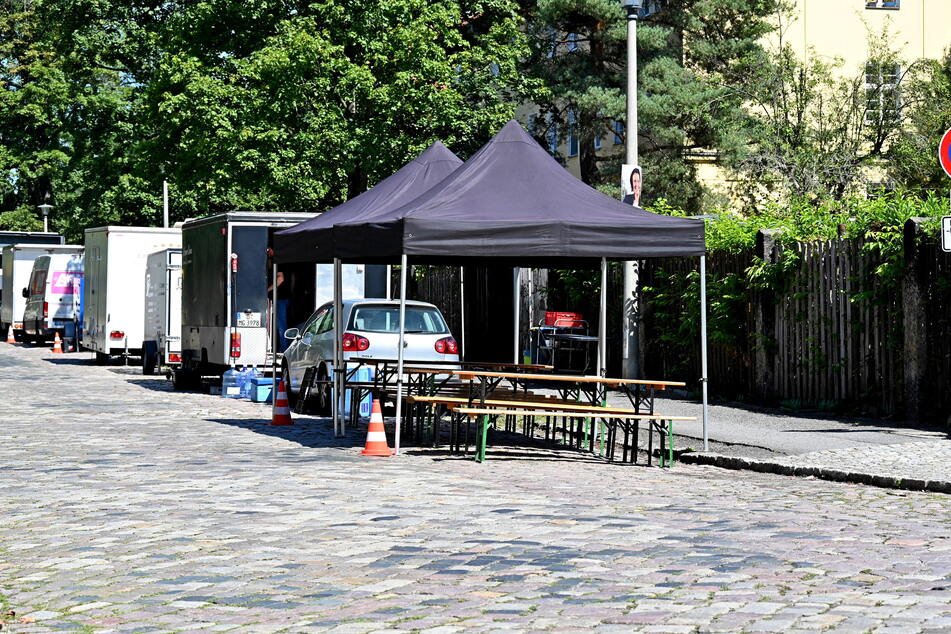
top-left (386, 265), bottom-right (392, 300)
top-left (599, 258), bottom-right (607, 376)
top-left (700, 255), bottom-right (709, 451)
top-left (163, 180), bottom-right (169, 228)
top-left (394, 254), bottom-right (408, 455)
top-left (271, 260), bottom-right (278, 421)
top-left (333, 258), bottom-right (344, 436)
top-left (621, 4), bottom-right (640, 380)
top-left (43, 216), bottom-right (48, 233)
top-left (459, 266), bottom-right (466, 360)
top-left (513, 268), bottom-right (521, 363)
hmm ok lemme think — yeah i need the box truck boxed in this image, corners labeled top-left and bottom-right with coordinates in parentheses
top-left (82, 226), bottom-right (182, 363)
top-left (1, 243), bottom-right (79, 341)
top-left (175, 212), bottom-right (318, 388)
top-left (142, 248), bottom-right (182, 375)
top-left (22, 249), bottom-right (85, 345)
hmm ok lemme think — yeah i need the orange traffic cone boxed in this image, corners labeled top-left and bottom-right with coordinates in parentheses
top-left (51, 333), bottom-right (64, 354)
top-left (361, 399), bottom-right (393, 456)
top-left (271, 379), bottom-right (294, 426)
top-left (6, 326), bottom-right (14, 344)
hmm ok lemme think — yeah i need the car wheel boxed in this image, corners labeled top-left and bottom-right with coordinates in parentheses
top-left (315, 366), bottom-right (332, 417)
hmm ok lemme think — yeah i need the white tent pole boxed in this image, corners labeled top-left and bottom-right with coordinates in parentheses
top-left (513, 268), bottom-right (521, 363)
top-left (599, 258), bottom-right (607, 377)
top-left (271, 260), bottom-right (278, 421)
top-left (394, 254), bottom-right (408, 455)
top-left (459, 266), bottom-right (465, 360)
top-left (700, 254), bottom-right (709, 451)
top-left (333, 258), bottom-right (344, 436)
top-left (386, 265), bottom-right (392, 300)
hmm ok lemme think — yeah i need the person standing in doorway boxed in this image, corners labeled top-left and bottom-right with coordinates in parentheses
top-left (266, 248), bottom-right (291, 353)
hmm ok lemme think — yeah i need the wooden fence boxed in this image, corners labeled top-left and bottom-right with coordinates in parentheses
top-left (407, 222), bottom-right (950, 421)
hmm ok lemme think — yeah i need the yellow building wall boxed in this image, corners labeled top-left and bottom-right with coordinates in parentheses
top-left (774, 1), bottom-right (951, 72)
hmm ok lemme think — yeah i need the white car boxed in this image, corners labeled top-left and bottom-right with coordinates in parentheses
top-left (282, 299), bottom-right (459, 413)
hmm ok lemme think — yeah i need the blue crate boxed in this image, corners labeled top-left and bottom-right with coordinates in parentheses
top-left (250, 377), bottom-right (274, 403)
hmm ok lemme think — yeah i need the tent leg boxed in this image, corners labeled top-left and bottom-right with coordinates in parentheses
top-left (513, 268), bottom-right (521, 364)
top-left (599, 257), bottom-right (607, 377)
top-left (394, 254), bottom-right (408, 455)
top-left (271, 260), bottom-right (278, 421)
top-left (459, 266), bottom-right (465, 360)
top-left (334, 258), bottom-right (344, 437)
top-left (700, 255), bottom-right (709, 451)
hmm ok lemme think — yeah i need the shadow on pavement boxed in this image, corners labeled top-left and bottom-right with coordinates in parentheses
top-left (206, 416), bottom-right (366, 450)
top-left (42, 355), bottom-right (97, 366)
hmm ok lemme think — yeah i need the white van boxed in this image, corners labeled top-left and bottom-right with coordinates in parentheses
top-left (142, 248), bottom-right (183, 374)
top-left (22, 250), bottom-right (84, 345)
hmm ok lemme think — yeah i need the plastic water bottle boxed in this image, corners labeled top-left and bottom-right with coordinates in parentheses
top-left (241, 367), bottom-right (261, 399)
top-left (222, 367), bottom-right (242, 399)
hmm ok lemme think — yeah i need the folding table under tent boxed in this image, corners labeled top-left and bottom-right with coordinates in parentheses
top-left (305, 120), bottom-right (709, 454)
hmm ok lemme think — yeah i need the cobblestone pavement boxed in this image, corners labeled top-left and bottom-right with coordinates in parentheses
top-left (2, 343), bottom-right (951, 633)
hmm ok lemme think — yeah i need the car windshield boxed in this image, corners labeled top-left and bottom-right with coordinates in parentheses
top-left (349, 305), bottom-right (449, 334)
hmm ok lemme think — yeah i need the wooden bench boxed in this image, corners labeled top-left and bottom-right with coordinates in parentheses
top-left (406, 395), bottom-right (695, 466)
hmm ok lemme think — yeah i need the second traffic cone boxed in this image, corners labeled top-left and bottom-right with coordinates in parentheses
top-left (51, 333), bottom-right (64, 354)
top-left (361, 399), bottom-right (393, 456)
top-left (6, 326), bottom-right (15, 344)
top-left (271, 379), bottom-right (294, 426)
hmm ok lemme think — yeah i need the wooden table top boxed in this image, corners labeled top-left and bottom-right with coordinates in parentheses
top-left (450, 369), bottom-right (686, 388)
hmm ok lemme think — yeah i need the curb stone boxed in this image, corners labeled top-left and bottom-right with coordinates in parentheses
top-left (678, 452), bottom-right (951, 494)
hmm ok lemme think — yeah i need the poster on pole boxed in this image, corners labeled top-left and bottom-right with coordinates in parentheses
top-left (941, 216), bottom-right (951, 253)
top-left (621, 164), bottom-right (642, 207)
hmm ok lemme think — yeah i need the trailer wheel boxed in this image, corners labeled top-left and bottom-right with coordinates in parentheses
top-left (173, 368), bottom-right (198, 391)
top-left (142, 341), bottom-right (158, 375)
top-left (94, 351), bottom-right (110, 365)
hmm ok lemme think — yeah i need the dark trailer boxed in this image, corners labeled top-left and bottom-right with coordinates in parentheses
top-left (176, 212), bottom-right (321, 388)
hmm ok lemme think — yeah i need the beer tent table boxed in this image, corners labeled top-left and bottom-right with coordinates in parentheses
top-left (274, 121), bottom-right (708, 452)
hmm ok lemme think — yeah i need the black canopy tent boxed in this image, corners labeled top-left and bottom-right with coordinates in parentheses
top-left (273, 141), bottom-right (463, 264)
top-left (270, 141), bottom-right (464, 437)
top-left (285, 120), bottom-right (709, 454)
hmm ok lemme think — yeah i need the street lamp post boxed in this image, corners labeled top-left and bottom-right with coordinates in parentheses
top-left (621, 0), bottom-right (642, 379)
top-left (37, 203), bottom-right (53, 233)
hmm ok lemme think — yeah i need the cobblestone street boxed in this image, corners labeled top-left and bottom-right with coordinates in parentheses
top-left (1, 343), bottom-right (950, 633)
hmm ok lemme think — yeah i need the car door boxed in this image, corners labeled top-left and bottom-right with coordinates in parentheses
top-left (290, 305), bottom-right (328, 383)
top-left (312, 305), bottom-right (335, 368)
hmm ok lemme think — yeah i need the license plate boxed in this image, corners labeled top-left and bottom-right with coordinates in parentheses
top-left (235, 312), bottom-right (261, 328)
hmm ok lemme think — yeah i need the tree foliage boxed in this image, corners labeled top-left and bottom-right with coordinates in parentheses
top-left (1, 0), bottom-right (530, 240)
top-left (521, 0), bottom-right (783, 212)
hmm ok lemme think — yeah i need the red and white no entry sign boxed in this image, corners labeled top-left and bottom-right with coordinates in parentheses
top-left (940, 127), bottom-right (951, 179)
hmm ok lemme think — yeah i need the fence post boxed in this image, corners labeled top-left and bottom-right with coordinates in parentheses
top-left (902, 218), bottom-right (928, 422)
top-left (754, 229), bottom-right (783, 401)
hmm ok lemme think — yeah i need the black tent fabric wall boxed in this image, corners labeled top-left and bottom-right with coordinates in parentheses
top-left (332, 120), bottom-right (704, 266)
top-left (273, 141), bottom-right (462, 264)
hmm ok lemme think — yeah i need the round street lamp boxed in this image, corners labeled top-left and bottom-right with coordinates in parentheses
top-left (37, 203), bottom-right (53, 233)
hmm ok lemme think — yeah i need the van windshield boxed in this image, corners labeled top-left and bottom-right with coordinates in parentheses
top-left (349, 305), bottom-right (448, 334)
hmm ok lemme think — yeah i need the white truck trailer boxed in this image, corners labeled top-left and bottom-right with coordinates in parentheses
top-left (142, 248), bottom-right (183, 375)
top-left (1, 243), bottom-right (79, 341)
top-left (82, 226), bottom-right (182, 363)
top-left (175, 212), bottom-right (317, 388)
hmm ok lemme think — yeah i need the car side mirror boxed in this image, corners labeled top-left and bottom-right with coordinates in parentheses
top-left (21, 288), bottom-right (28, 298)
top-left (283, 327), bottom-right (300, 340)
